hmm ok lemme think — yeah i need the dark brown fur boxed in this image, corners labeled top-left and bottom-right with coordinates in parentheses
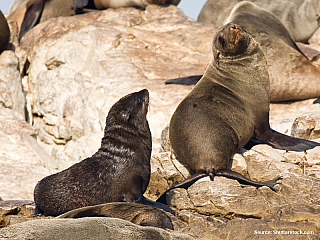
top-left (0, 11), bottom-right (10, 54)
top-left (34, 90), bottom-right (172, 216)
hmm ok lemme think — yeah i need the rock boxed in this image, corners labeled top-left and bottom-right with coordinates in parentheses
top-left (0, 50), bottom-right (25, 117)
top-left (0, 217), bottom-right (195, 240)
top-left (17, 5), bottom-right (216, 169)
top-left (145, 151), bottom-right (192, 201)
top-left (167, 172), bottom-right (320, 219)
top-left (309, 27), bottom-right (320, 45)
top-left (207, 218), bottom-right (319, 240)
top-left (0, 106), bottom-right (55, 200)
top-left (291, 112), bottom-right (320, 140)
top-left (269, 99), bottom-right (320, 136)
top-left (0, 200), bottom-right (35, 228)
top-left (264, 204), bottom-right (320, 228)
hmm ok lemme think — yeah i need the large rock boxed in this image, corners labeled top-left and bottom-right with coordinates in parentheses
top-left (17, 5), bottom-right (216, 170)
top-left (0, 106), bottom-right (55, 200)
top-left (0, 50), bottom-right (25, 117)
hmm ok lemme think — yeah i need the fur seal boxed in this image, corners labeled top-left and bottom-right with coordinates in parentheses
top-left (0, 11), bottom-right (10, 54)
top-left (34, 89), bottom-right (173, 216)
top-left (198, 0), bottom-right (320, 43)
top-left (7, 0), bottom-right (75, 41)
top-left (158, 23), bottom-right (320, 204)
top-left (70, 0), bottom-right (181, 11)
top-left (166, 1), bottom-right (320, 102)
top-left (57, 202), bottom-right (173, 229)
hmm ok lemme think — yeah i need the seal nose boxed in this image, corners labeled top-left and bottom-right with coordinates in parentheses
top-left (231, 24), bottom-right (237, 29)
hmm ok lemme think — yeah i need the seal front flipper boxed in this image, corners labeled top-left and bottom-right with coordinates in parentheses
top-left (33, 205), bottom-right (44, 217)
top-left (215, 169), bottom-right (282, 192)
top-left (257, 129), bottom-right (320, 151)
top-left (19, 0), bottom-right (46, 41)
top-left (139, 197), bottom-right (175, 215)
top-left (156, 172), bottom-right (208, 204)
top-left (165, 75), bottom-right (202, 85)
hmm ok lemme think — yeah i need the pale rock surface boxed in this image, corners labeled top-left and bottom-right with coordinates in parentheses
top-left (167, 172), bottom-right (320, 219)
top-left (2, 4), bottom-right (320, 239)
top-left (0, 50), bottom-right (25, 117)
top-left (309, 26), bottom-right (320, 45)
top-left (291, 112), bottom-right (320, 140)
top-left (16, 5), bottom-right (216, 170)
top-left (0, 106), bottom-right (55, 200)
top-left (207, 218), bottom-right (319, 240)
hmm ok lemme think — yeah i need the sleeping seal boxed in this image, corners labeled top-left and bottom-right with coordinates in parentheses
top-left (57, 202), bottom-right (174, 229)
top-left (198, 0), bottom-right (320, 43)
top-left (70, 0), bottom-right (181, 12)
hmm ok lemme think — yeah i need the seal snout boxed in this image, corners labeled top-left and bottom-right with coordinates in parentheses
top-left (214, 22), bottom-right (250, 57)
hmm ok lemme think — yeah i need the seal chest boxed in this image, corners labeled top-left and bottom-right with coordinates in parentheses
top-left (34, 89), bottom-right (152, 216)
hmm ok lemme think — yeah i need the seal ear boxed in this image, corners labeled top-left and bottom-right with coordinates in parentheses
top-left (19, 0), bottom-right (46, 42)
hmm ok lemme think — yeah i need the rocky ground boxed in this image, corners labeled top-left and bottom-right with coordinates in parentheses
top-left (0, 5), bottom-right (320, 240)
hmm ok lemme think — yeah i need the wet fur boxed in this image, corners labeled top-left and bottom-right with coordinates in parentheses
top-left (58, 202), bottom-right (174, 230)
top-left (34, 90), bottom-right (161, 216)
top-left (0, 11), bottom-right (10, 54)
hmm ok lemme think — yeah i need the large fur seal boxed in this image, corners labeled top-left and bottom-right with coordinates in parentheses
top-left (198, 0), bottom-right (320, 43)
top-left (7, 0), bottom-right (75, 41)
top-left (166, 1), bottom-right (320, 102)
top-left (34, 89), bottom-right (173, 216)
top-left (0, 11), bottom-right (10, 54)
top-left (57, 202), bottom-right (174, 229)
top-left (158, 23), bottom-right (320, 204)
top-left (70, 0), bottom-right (181, 11)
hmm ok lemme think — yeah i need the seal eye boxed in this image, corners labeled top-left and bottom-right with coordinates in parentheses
top-left (218, 36), bottom-right (225, 48)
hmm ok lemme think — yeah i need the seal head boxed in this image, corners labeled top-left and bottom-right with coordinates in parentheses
top-left (214, 22), bottom-right (250, 57)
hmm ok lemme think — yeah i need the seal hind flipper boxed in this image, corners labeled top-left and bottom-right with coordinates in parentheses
top-left (257, 129), bottom-right (320, 151)
top-left (165, 75), bottom-right (202, 85)
top-left (215, 169), bottom-right (282, 192)
top-left (157, 169), bottom-right (281, 205)
top-left (19, 0), bottom-right (46, 41)
top-left (156, 172), bottom-right (208, 204)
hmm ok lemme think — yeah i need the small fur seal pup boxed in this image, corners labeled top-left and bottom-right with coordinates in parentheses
top-left (157, 23), bottom-right (320, 204)
top-left (57, 202), bottom-right (174, 229)
top-left (34, 89), bottom-right (173, 216)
